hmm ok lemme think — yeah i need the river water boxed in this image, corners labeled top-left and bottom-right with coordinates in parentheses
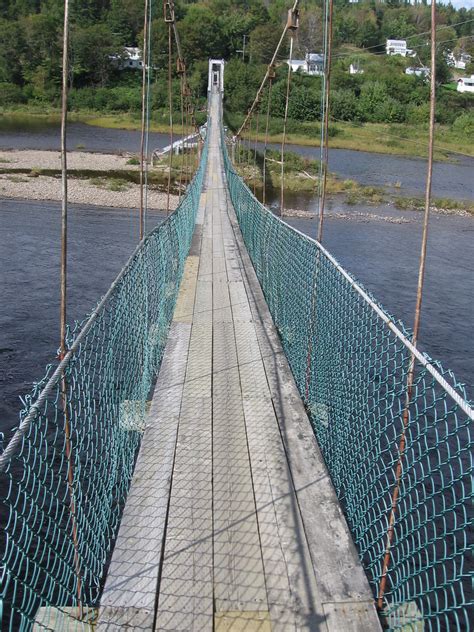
top-left (0, 117), bottom-right (178, 155)
top-left (0, 200), bottom-right (164, 436)
top-left (261, 141), bottom-right (474, 201)
top-left (0, 121), bottom-right (472, 439)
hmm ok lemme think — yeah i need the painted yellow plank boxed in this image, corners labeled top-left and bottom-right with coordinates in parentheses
top-left (173, 255), bottom-right (199, 323)
top-left (215, 611), bottom-right (272, 632)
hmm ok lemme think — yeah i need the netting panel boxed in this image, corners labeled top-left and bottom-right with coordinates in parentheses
top-left (222, 131), bottom-right (472, 632)
top-left (0, 138), bottom-right (208, 632)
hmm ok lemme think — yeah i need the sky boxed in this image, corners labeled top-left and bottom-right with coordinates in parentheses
top-left (439, 0), bottom-right (474, 8)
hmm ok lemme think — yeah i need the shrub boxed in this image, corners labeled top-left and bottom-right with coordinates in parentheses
top-left (0, 82), bottom-right (25, 106)
top-left (451, 111), bottom-right (474, 137)
top-left (331, 89), bottom-right (359, 121)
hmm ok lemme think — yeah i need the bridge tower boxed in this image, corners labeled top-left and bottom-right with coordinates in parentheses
top-left (208, 58), bottom-right (224, 94)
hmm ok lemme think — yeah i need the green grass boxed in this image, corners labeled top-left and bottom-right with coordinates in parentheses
top-left (2, 105), bottom-right (471, 160)
top-left (226, 111), bottom-right (473, 161)
top-left (394, 195), bottom-right (473, 214)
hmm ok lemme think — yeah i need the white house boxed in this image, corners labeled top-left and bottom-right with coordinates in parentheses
top-left (110, 47), bottom-right (143, 70)
top-left (349, 62), bottom-right (363, 75)
top-left (286, 53), bottom-right (324, 76)
top-left (457, 75), bottom-right (474, 93)
top-left (405, 66), bottom-right (430, 78)
top-left (447, 51), bottom-right (472, 70)
top-left (386, 39), bottom-right (415, 57)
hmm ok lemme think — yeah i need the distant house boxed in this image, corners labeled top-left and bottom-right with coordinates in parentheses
top-left (349, 62), bottom-right (363, 75)
top-left (386, 39), bottom-right (415, 57)
top-left (286, 53), bottom-right (324, 76)
top-left (110, 47), bottom-right (143, 70)
top-left (405, 66), bottom-right (430, 78)
top-left (457, 75), bottom-right (474, 93)
top-left (447, 51), bottom-right (472, 70)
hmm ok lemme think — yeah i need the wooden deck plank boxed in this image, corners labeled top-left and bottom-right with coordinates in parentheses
top-left (226, 189), bottom-right (381, 630)
top-left (155, 157), bottom-right (216, 632)
top-left (97, 320), bottom-right (192, 630)
top-left (99, 92), bottom-right (382, 632)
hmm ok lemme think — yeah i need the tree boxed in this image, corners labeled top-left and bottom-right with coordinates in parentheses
top-left (248, 23), bottom-right (283, 64)
top-left (178, 4), bottom-right (226, 63)
top-left (295, 7), bottom-right (323, 56)
top-left (71, 23), bottom-right (119, 87)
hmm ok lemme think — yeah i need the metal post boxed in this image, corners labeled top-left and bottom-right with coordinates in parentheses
top-left (139, 0), bottom-right (150, 240)
top-left (317, 0), bottom-right (333, 243)
top-left (60, 0), bottom-right (83, 617)
top-left (262, 80), bottom-right (272, 207)
top-left (377, 0), bottom-right (437, 613)
top-left (280, 34), bottom-right (294, 217)
top-left (166, 21), bottom-right (173, 215)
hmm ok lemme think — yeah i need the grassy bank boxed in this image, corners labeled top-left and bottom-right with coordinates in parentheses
top-left (225, 111), bottom-right (474, 161)
top-left (2, 106), bottom-right (472, 160)
top-left (0, 107), bottom-right (206, 135)
top-left (237, 148), bottom-right (474, 215)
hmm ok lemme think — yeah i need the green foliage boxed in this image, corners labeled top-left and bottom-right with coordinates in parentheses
top-left (224, 58), bottom-right (265, 113)
top-left (179, 4), bottom-right (226, 61)
top-left (451, 111), bottom-right (474, 137)
top-left (0, 81), bottom-right (25, 105)
top-left (69, 86), bottom-right (141, 112)
top-left (0, 0), bottom-right (471, 129)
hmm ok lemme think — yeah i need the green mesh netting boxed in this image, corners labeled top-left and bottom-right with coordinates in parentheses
top-left (221, 127), bottom-right (473, 632)
top-left (0, 136), bottom-right (208, 631)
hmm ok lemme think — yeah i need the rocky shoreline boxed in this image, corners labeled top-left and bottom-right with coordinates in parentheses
top-left (0, 149), bottom-right (179, 210)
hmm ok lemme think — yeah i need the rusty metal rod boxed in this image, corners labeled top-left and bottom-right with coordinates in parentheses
top-left (377, 0), bottom-right (437, 612)
top-left (139, 0), bottom-right (150, 240)
top-left (166, 20), bottom-right (173, 216)
top-left (60, 0), bottom-right (83, 617)
top-left (317, 0), bottom-right (333, 243)
top-left (280, 34), bottom-right (294, 217)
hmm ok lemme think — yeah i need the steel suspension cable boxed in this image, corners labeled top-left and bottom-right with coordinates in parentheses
top-left (166, 18), bottom-right (173, 216)
top-left (262, 79), bottom-right (273, 206)
top-left (317, 0), bottom-right (333, 243)
top-left (315, 0), bottom-right (329, 235)
top-left (280, 33), bottom-right (294, 217)
top-left (253, 106), bottom-right (260, 197)
top-left (236, 0), bottom-right (300, 139)
top-left (377, 0), bottom-right (438, 614)
top-left (178, 72), bottom-right (185, 201)
top-left (143, 0), bottom-right (154, 234)
top-left (139, 0), bottom-right (150, 240)
top-left (59, 0), bottom-right (82, 616)
top-left (304, 0), bottom-right (331, 399)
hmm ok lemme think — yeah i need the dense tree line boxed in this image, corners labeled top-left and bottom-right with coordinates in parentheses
top-left (0, 0), bottom-right (472, 128)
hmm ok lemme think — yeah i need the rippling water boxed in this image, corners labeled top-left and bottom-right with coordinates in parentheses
top-left (0, 199), bottom-right (164, 436)
top-left (0, 118), bottom-right (179, 155)
top-left (1, 196), bottom-right (472, 442)
top-left (286, 206), bottom-right (474, 395)
top-left (260, 141), bottom-right (474, 200)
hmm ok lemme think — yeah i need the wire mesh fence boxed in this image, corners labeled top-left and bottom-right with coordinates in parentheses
top-left (0, 137), bottom-right (208, 632)
top-left (222, 128), bottom-right (473, 632)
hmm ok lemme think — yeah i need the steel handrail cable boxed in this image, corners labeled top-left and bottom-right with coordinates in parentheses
top-left (220, 119), bottom-right (473, 419)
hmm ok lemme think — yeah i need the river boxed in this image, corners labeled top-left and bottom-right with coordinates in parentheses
top-left (0, 200), bottom-right (164, 436)
top-left (0, 121), bottom-right (472, 440)
top-left (0, 116), bottom-right (179, 155)
top-left (260, 141), bottom-right (474, 201)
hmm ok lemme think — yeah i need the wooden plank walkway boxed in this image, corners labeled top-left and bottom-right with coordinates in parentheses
top-left (97, 94), bottom-right (381, 632)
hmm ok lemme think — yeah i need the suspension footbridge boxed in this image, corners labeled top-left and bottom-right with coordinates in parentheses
top-left (1, 83), bottom-right (472, 632)
top-left (1, 2), bottom-right (473, 629)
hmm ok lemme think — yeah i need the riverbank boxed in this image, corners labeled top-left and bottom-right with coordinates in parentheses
top-left (237, 150), bottom-right (474, 216)
top-left (0, 149), bottom-right (180, 210)
top-left (224, 112), bottom-right (473, 161)
top-left (2, 108), bottom-right (472, 160)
